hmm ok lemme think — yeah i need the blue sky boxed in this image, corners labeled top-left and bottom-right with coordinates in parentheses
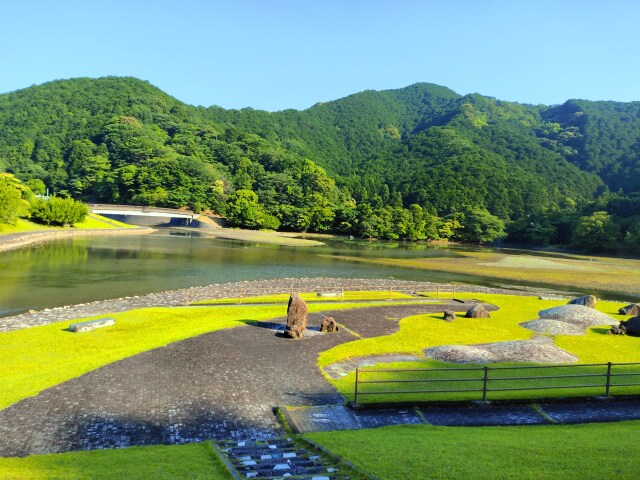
top-left (1, 1), bottom-right (638, 111)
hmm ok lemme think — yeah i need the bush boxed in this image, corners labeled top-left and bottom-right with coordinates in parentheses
top-left (30, 196), bottom-right (89, 226)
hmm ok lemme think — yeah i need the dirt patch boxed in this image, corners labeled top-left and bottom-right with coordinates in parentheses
top-left (187, 228), bottom-right (326, 246)
top-left (480, 256), bottom-right (592, 271)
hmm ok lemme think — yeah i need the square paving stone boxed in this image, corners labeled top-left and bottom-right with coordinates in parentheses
top-left (539, 399), bottom-right (640, 424)
top-left (420, 404), bottom-right (548, 426)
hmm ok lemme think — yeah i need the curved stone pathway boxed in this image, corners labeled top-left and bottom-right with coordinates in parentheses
top-left (0, 303), bottom-right (455, 457)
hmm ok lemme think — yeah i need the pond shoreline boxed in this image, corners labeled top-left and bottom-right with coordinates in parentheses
top-left (0, 278), bottom-right (535, 332)
top-left (0, 227), bottom-right (156, 253)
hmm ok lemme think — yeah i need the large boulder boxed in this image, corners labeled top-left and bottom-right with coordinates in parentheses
top-left (465, 304), bottom-right (490, 318)
top-left (285, 294), bottom-right (308, 339)
top-left (443, 310), bottom-right (456, 322)
top-left (626, 317), bottom-right (640, 337)
top-left (568, 295), bottom-right (597, 308)
top-left (619, 304), bottom-right (640, 316)
top-left (320, 317), bottom-right (339, 333)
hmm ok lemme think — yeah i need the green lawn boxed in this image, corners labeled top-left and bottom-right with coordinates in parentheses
top-left (0, 301), bottom-right (385, 409)
top-left (317, 293), bottom-right (639, 403)
top-left (0, 214), bottom-right (134, 234)
top-left (318, 293), bottom-right (550, 367)
top-left (0, 442), bottom-right (230, 480)
top-left (305, 421), bottom-right (640, 480)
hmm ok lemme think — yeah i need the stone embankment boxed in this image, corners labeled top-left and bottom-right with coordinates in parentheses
top-left (0, 278), bottom-right (533, 332)
top-left (0, 227), bottom-right (155, 253)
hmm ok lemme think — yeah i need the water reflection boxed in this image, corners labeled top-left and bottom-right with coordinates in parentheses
top-left (0, 231), bottom-right (624, 317)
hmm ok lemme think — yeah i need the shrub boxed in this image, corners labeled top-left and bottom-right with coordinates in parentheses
top-left (30, 196), bottom-right (89, 226)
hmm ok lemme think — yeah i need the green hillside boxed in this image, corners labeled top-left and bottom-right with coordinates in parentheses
top-left (1, 77), bottom-right (639, 251)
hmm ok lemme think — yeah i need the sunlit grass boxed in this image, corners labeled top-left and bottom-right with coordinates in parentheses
top-left (0, 214), bottom-right (134, 234)
top-left (305, 422), bottom-right (640, 480)
top-left (317, 293), bottom-right (554, 367)
top-left (317, 294), bottom-right (638, 402)
top-left (0, 442), bottom-right (230, 480)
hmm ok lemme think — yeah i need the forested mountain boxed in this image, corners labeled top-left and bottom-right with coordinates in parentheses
top-left (1, 76), bottom-right (639, 251)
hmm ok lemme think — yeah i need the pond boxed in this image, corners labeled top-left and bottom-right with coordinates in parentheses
top-left (0, 230), bottom-right (623, 317)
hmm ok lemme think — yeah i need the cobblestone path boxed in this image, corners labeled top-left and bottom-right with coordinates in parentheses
top-left (0, 303), bottom-right (456, 457)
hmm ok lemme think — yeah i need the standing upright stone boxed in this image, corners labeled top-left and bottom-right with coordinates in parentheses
top-left (285, 294), bottom-right (308, 339)
top-left (568, 295), bottom-right (597, 308)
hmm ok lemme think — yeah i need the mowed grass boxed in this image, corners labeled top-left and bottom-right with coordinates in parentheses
top-left (0, 301), bottom-right (385, 409)
top-left (318, 293), bottom-right (551, 367)
top-left (0, 442), bottom-right (230, 480)
top-left (324, 250), bottom-right (640, 296)
top-left (0, 214), bottom-right (134, 234)
top-left (318, 293), bottom-right (640, 402)
top-left (305, 421), bottom-right (640, 480)
top-left (192, 290), bottom-right (416, 305)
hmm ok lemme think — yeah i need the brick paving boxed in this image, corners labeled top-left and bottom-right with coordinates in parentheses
top-left (0, 304), bottom-right (452, 457)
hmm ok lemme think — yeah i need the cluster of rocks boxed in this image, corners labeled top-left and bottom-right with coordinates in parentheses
top-left (284, 294), bottom-right (339, 339)
top-left (522, 297), bottom-right (618, 336)
top-left (441, 303), bottom-right (491, 321)
top-left (610, 303), bottom-right (640, 337)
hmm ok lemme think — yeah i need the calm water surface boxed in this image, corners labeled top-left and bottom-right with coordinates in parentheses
top-left (0, 230), bottom-right (593, 317)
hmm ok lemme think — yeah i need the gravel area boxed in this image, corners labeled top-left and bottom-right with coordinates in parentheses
top-left (538, 305), bottom-right (618, 326)
top-left (425, 336), bottom-right (578, 363)
top-left (520, 319), bottom-right (587, 335)
top-left (0, 278), bottom-right (532, 332)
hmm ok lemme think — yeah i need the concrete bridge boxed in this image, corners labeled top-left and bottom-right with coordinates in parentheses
top-left (89, 204), bottom-right (198, 226)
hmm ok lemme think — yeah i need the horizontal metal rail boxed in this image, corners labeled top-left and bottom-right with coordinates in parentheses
top-left (353, 362), bottom-right (640, 406)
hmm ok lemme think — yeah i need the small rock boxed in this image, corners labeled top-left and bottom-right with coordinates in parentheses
top-left (609, 322), bottom-right (626, 335)
top-left (619, 304), bottom-right (640, 316)
top-left (443, 310), bottom-right (456, 322)
top-left (465, 304), bottom-right (490, 318)
top-left (568, 295), bottom-right (597, 308)
top-left (320, 317), bottom-right (339, 332)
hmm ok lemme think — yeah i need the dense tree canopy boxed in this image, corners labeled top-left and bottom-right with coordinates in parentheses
top-left (1, 76), bottom-right (639, 251)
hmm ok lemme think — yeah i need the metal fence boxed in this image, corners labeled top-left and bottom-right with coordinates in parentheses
top-left (353, 362), bottom-right (640, 406)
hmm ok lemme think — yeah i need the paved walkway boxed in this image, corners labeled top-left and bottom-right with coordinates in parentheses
top-left (283, 398), bottom-right (640, 433)
top-left (0, 303), bottom-right (456, 457)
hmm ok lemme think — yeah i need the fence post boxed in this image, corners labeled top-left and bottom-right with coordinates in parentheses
top-left (482, 366), bottom-right (489, 402)
top-left (436, 285), bottom-right (440, 299)
top-left (185, 288), bottom-right (189, 305)
top-left (453, 285), bottom-right (456, 299)
top-left (354, 368), bottom-right (360, 406)
top-left (605, 362), bottom-right (612, 397)
top-left (341, 287), bottom-right (344, 300)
